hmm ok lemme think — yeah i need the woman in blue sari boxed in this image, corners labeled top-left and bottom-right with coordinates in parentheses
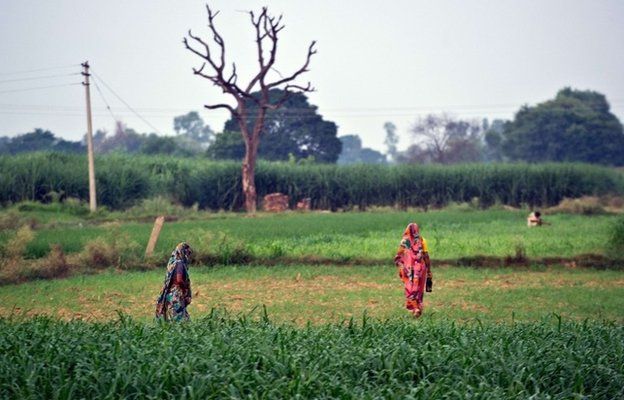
top-left (155, 242), bottom-right (192, 321)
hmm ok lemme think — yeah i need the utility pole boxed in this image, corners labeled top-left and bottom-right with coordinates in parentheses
top-left (81, 61), bottom-right (97, 212)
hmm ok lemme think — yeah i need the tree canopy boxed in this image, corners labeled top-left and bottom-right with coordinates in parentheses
top-left (383, 122), bottom-right (399, 163)
top-left (501, 88), bottom-right (624, 165)
top-left (173, 111), bottom-right (215, 148)
top-left (337, 134), bottom-right (386, 164)
top-left (400, 114), bottom-right (484, 164)
top-left (0, 129), bottom-right (84, 154)
top-left (212, 89), bottom-right (341, 163)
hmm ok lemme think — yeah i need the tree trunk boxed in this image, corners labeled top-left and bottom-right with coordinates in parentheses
top-left (240, 107), bottom-right (267, 213)
top-left (242, 139), bottom-right (258, 213)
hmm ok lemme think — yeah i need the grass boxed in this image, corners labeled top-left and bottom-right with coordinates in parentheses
top-left (3, 209), bottom-right (618, 261)
top-left (0, 313), bottom-right (622, 399)
top-left (1, 206), bottom-right (622, 398)
top-left (1, 265), bottom-right (623, 324)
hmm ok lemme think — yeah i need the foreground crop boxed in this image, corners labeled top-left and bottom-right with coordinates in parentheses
top-left (0, 314), bottom-right (622, 399)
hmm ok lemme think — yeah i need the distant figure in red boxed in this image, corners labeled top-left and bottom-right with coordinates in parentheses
top-left (394, 223), bottom-right (432, 318)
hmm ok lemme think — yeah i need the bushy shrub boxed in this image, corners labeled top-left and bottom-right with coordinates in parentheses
top-left (124, 196), bottom-right (189, 218)
top-left (22, 244), bottom-right (71, 281)
top-left (0, 210), bottom-right (22, 230)
top-left (547, 196), bottom-right (607, 215)
top-left (1, 225), bottom-right (35, 259)
top-left (80, 228), bottom-right (140, 269)
top-left (608, 214), bottom-right (624, 257)
top-left (186, 229), bottom-right (252, 265)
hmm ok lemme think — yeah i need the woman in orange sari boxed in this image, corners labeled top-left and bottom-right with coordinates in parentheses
top-left (394, 223), bottom-right (432, 318)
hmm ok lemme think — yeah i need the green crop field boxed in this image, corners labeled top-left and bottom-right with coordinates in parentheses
top-left (1, 315), bottom-right (622, 399)
top-left (1, 206), bottom-right (623, 398)
top-left (2, 208), bottom-right (619, 261)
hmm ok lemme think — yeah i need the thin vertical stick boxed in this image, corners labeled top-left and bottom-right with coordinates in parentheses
top-left (145, 216), bottom-right (165, 258)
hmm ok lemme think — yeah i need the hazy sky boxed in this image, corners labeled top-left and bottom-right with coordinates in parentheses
top-left (1, 0), bottom-right (623, 151)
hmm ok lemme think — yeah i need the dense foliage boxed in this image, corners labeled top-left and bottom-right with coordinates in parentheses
top-left (338, 134), bottom-right (386, 165)
top-left (0, 153), bottom-right (621, 210)
top-left (500, 88), bottom-right (624, 165)
top-left (609, 214), bottom-right (624, 256)
top-left (217, 89), bottom-right (342, 163)
top-left (0, 315), bottom-right (622, 399)
top-left (0, 129), bottom-right (84, 155)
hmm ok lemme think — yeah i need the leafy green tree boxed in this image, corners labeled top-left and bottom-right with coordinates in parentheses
top-left (383, 122), bottom-right (399, 163)
top-left (0, 137), bottom-right (8, 153)
top-left (95, 122), bottom-right (144, 153)
top-left (502, 88), bottom-right (624, 165)
top-left (359, 148), bottom-right (387, 164)
top-left (337, 135), bottom-right (362, 164)
top-left (173, 111), bottom-right (214, 147)
top-left (2, 128), bottom-right (84, 154)
top-left (220, 89), bottom-right (341, 162)
top-left (139, 134), bottom-right (192, 156)
top-left (92, 129), bottom-right (108, 150)
top-left (483, 119), bottom-right (506, 162)
top-left (337, 134), bottom-right (386, 164)
top-left (206, 131), bottom-right (246, 160)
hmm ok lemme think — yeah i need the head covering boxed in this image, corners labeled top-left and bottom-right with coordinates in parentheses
top-left (166, 242), bottom-right (192, 273)
top-left (401, 223), bottom-right (420, 249)
top-left (171, 242), bottom-right (192, 263)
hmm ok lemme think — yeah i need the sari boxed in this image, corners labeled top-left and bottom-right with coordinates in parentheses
top-left (394, 223), bottom-right (431, 317)
top-left (155, 242), bottom-right (192, 322)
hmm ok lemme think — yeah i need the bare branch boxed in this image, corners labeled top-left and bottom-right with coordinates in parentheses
top-left (267, 41), bottom-right (317, 89)
top-left (285, 82), bottom-right (314, 92)
top-left (245, 9), bottom-right (268, 92)
top-left (265, 82), bottom-right (314, 110)
top-left (204, 103), bottom-right (236, 114)
top-left (185, 19), bottom-right (252, 101)
top-left (192, 63), bottom-right (218, 84)
top-left (185, 30), bottom-right (221, 73)
top-left (227, 63), bottom-right (238, 85)
top-left (271, 67), bottom-right (284, 78)
top-left (205, 4), bottom-right (226, 70)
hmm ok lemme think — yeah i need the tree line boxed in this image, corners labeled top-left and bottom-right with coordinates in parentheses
top-left (1, 87), bottom-right (623, 166)
top-left (391, 88), bottom-right (624, 166)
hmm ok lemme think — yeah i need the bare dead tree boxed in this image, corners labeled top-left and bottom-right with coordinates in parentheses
top-left (410, 114), bottom-right (483, 164)
top-left (184, 4), bottom-right (316, 213)
top-left (411, 114), bottom-right (454, 164)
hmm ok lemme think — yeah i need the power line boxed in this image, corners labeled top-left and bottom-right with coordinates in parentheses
top-left (91, 71), bottom-right (162, 134)
top-left (0, 83), bottom-right (81, 94)
top-left (0, 110), bottom-right (525, 119)
top-left (91, 77), bottom-right (120, 122)
top-left (0, 64), bottom-right (79, 76)
top-left (0, 73), bottom-right (81, 84)
top-left (1, 100), bottom-right (622, 114)
top-left (1, 100), bottom-right (624, 120)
